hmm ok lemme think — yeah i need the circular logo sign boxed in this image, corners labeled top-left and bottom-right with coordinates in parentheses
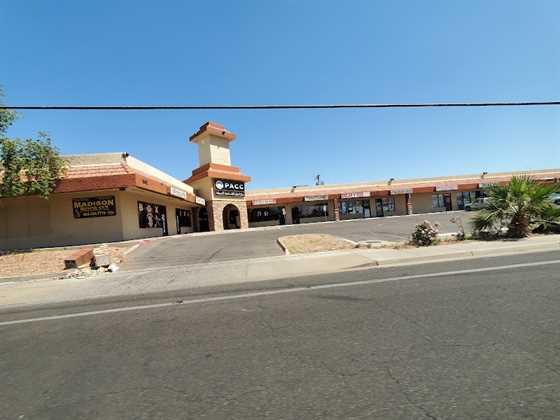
top-left (215, 180), bottom-right (224, 190)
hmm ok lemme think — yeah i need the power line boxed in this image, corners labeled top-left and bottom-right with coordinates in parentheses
top-left (1, 100), bottom-right (560, 111)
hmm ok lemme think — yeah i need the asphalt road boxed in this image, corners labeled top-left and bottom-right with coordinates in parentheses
top-left (123, 211), bottom-right (474, 270)
top-left (2, 251), bottom-right (560, 419)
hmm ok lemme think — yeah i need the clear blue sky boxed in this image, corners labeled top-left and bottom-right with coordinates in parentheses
top-left (2, 1), bottom-right (559, 189)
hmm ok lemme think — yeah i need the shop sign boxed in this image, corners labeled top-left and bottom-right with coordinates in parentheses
top-left (170, 186), bottom-right (188, 199)
top-left (341, 191), bottom-right (370, 199)
top-left (435, 183), bottom-right (458, 192)
top-left (195, 196), bottom-right (206, 206)
top-left (253, 199), bottom-right (276, 206)
top-left (304, 195), bottom-right (328, 202)
top-left (214, 179), bottom-right (245, 197)
top-left (479, 182), bottom-right (498, 188)
top-left (390, 188), bottom-right (413, 195)
top-left (73, 196), bottom-right (117, 218)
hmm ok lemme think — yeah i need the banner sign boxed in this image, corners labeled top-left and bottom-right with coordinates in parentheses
top-left (435, 183), bottom-right (458, 192)
top-left (253, 199), bottom-right (276, 206)
top-left (341, 191), bottom-right (370, 199)
top-left (390, 188), bottom-right (413, 195)
top-left (73, 196), bottom-right (117, 219)
top-left (304, 195), bottom-right (328, 202)
top-left (195, 196), bottom-right (206, 206)
top-left (214, 179), bottom-right (245, 197)
top-left (170, 186), bottom-right (188, 200)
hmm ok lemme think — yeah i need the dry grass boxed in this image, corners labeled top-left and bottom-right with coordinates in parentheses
top-left (278, 234), bottom-right (356, 254)
top-left (0, 246), bottom-right (128, 279)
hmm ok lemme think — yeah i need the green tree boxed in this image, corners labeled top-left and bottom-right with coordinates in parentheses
top-left (472, 176), bottom-right (560, 238)
top-left (0, 88), bottom-right (65, 199)
top-left (0, 87), bottom-right (17, 137)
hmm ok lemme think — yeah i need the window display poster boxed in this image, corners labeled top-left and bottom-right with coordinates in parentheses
top-left (138, 201), bottom-right (167, 233)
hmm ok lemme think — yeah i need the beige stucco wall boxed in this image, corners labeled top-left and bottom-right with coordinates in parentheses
top-left (189, 177), bottom-right (216, 201)
top-left (126, 156), bottom-right (194, 194)
top-left (451, 191), bottom-right (458, 209)
top-left (0, 190), bottom-right (125, 249)
top-left (283, 203), bottom-right (294, 225)
top-left (0, 189), bottom-right (197, 249)
top-left (411, 191), bottom-right (460, 214)
top-left (392, 195), bottom-right (408, 216)
top-left (197, 135), bottom-right (232, 166)
top-left (411, 193), bottom-right (438, 214)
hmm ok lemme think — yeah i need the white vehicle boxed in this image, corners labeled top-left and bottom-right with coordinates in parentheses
top-left (464, 197), bottom-right (489, 211)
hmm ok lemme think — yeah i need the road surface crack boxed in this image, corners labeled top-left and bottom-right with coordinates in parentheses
top-left (385, 366), bottom-right (439, 420)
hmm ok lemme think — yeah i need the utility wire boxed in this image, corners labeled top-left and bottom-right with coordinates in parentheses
top-left (1, 100), bottom-right (560, 111)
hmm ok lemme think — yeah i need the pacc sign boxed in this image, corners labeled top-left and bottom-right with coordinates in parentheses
top-left (214, 179), bottom-right (245, 197)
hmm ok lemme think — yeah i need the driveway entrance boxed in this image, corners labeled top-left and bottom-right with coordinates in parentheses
top-left (121, 211), bottom-right (474, 271)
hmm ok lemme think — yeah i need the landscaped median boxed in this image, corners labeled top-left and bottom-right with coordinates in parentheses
top-left (277, 234), bottom-right (357, 255)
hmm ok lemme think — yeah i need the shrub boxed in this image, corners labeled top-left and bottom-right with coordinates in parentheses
top-left (472, 176), bottom-right (560, 238)
top-left (411, 221), bottom-right (440, 246)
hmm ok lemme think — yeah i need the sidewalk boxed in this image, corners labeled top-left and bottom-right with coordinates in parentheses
top-left (0, 235), bottom-right (558, 310)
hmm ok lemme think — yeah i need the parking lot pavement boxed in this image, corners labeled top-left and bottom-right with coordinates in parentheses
top-left (121, 211), bottom-right (474, 271)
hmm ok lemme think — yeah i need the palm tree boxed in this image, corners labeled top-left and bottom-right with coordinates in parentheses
top-left (472, 176), bottom-right (560, 238)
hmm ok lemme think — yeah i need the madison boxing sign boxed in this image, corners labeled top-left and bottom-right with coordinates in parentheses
top-left (73, 196), bottom-right (117, 218)
top-left (214, 179), bottom-right (245, 197)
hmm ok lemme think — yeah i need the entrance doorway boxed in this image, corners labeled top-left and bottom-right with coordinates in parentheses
top-left (223, 204), bottom-right (241, 230)
top-left (443, 193), bottom-right (453, 211)
top-left (375, 198), bottom-right (384, 217)
top-left (198, 207), bottom-right (209, 232)
top-left (291, 206), bottom-right (300, 224)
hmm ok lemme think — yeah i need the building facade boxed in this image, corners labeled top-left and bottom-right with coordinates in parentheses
top-left (1, 121), bottom-right (559, 249)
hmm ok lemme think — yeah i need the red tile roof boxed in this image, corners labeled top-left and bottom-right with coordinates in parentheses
top-left (52, 154), bottom-right (202, 205)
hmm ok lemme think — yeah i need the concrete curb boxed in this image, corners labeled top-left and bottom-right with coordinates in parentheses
top-left (77, 236), bottom-right (560, 279)
top-left (1, 237), bottom-right (559, 309)
top-left (2, 236), bottom-right (559, 288)
top-left (365, 244), bottom-right (560, 269)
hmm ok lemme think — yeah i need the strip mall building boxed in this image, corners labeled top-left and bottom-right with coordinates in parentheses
top-left (1, 121), bottom-right (559, 249)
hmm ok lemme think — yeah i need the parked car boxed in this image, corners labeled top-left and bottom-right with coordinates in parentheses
top-left (550, 193), bottom-right (560, 207)
top-left (464, 197), bottom-right (489, 211)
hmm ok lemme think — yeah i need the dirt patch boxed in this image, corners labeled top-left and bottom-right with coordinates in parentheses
top-left (0, 246), bottom-right (129, 279)
top-left (278, 234), bottom-right (356, 254)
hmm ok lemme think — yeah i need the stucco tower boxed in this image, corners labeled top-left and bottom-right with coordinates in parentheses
top-left (185, 122), bottom-right (251, 232)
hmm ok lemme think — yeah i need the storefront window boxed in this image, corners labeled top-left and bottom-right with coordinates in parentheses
top-left (298, 203), bottom-right (328, 219)
top-left (138, 201), bottom-right (168, 235)
top-left (250, 207), bottom-right (285, 224)
top-left (382, 197), bottom-right (395, 216)
top-left (432, 194), bottom-right (445, 209)
top-left (340, 199), bottom-right (371, 218)
top-left (176, 209), bottom-right (192, 228)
